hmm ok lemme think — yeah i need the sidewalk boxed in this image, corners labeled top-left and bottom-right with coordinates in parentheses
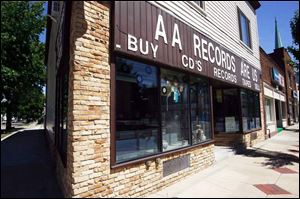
top-left (1, 129), bottom-right (63, 198)
top-left (147, 124), bottom-right (299, 198)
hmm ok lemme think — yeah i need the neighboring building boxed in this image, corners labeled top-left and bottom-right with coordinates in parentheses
top-left (270, 48), bottom-right (298, 125)
top-left (45, 1), bottom-right (262, 197)
top-left (259, 18), bottom-right (299, 137)
top-left (266, 18), bottom-right (299, 125)
top-left (260, 47), bottom-right (287, 138)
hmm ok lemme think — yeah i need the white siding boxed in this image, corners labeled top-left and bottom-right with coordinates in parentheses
top-left (148, 1), bottom-right (261, 70)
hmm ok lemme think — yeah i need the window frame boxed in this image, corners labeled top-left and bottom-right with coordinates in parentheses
top-left (114, 57), bottom-right (161, 163)
top-left (55, 65), bottom-right (69, 166)
top-left (54, 1), bottom-right (71, 167)
top-left (186, 1), bottom-right (206, 17)
top-left (237, 7), bottom-right (252, 49)
top-left (110, 55), bottom-right (214, 168)
top-left (240, 89), bottom-right (261, 132)
top-left (213, 88), bottom-right (242, 134)
top-left (281, 101), bottom-right (287, 119)
top-left (193, 1), bottom-right (204, 9)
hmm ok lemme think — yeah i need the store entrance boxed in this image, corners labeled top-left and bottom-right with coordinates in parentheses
top-left (211, 80), bottom-right (241, 136)
top-left (211, 80), bottom-right (240, 161)
top-left (275, 99), bottom-right (283, 132)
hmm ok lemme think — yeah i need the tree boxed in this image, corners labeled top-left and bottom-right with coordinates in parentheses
top-left (1, 1), bottom-right (46, 130)
top-left (288, 9), bottom-right (299, 80)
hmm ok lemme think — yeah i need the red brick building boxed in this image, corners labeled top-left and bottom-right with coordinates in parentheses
top-left (269, 48), bottom-right (299, 125)
top-left (260, 47), bottom-right (287, 137)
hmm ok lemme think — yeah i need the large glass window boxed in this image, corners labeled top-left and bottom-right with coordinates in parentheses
top-left (116, 58), bottom-right (160, 163)
top-left (190, 76), bottom-right (211, 144)
top-left (114, 57), bottom-right (212, 163)
top-left (289, 101), bottom-right (294, 121)
top-left (238, 9), bottom-right (251, 48)
top-left (161, 69), bottom-right (189, 151)
top-left (241, 89), bottom-right (261, 131)
top-left (265, 98), bottom-right (274, 124)
top-left (213, 88), bottom-right (240, 133)
top-left (55, 67), bottom-right (69, 165)
top-left (281, 101), bottom-right (286, 119)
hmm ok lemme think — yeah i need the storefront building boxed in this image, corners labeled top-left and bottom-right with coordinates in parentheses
top-left (45, 1), bottom-right (263, 197)
top-left (260, 47), bottom-right (287, 138)
top-left (269, 48), bottom-right (298, 125)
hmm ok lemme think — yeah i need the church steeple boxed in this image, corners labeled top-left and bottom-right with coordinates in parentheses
top-left (275, 18), bottom-right (283, 49)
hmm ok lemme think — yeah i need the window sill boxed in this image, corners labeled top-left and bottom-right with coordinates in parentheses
top-left (111, 140), bottom-right (214, 169)
top-left (243, 127), bottom-right (262, 134)
top-left (215, 131), bottom-right (241, 134)
top-left (239, 40), bottom-right (253, 55)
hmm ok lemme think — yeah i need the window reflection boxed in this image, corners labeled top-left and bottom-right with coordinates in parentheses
top-left (241, 89), bottom-right (260, 131)
top-left (116, 57), bottom-right (159, 163)
top-left (190, 76), bottom-right (211, 144)
top-left (55, 67), bottom-right (69, 165)
top-left (161, 69), bottom-right (189, 151)
top-left (115, 57), bottom-right (213, 163)
top-left (239, 10), bottom-right (251, 48)
top-left (214, 88), bottom-right (240, 133)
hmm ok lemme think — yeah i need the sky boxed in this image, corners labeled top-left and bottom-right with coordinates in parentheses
top-left (39, 2), bottom-right (48, 44)
top-left (257, 1), bottom-right (299, 58)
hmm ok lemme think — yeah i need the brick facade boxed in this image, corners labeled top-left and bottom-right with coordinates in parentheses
top-left (269, 48), bottom-right (298, 124)
top-left (260, 48), bottom-right (286, 90)
top-left (260, 47), bottom-right (288, 130)
top-left (52, 2), bottom-right (216, 197)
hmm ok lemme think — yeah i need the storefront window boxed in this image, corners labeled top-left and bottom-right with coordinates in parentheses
top-left (265, 98), bottom-right (274, 124)
top-left (289, 101), bottom-right (293, 119)
top-left (115, 58), bottom-right (160, 163)
top-left (213, 88), bottom-right (240, 133)
top-left (190, 76), bottom-right (211, 144)
top-left (281, 101), bottom-right (286, 119)
top-left (114, 57), bottom-right (213, 163)
top-left (161, 69), bottom-right (190, 151)
top-left (241, 89), bottom-right (261, 131)
top-left (55, 67), bottom-right (69, 165)
top-left (254, 92), bottom-right (261, 128)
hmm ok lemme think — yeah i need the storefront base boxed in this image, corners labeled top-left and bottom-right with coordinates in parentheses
top-left (45, 130), bottom-right (73, 198)
top-left (214, 129), bottom-right (265, 148)
top-left (47, 131), bottom-right (215, 197)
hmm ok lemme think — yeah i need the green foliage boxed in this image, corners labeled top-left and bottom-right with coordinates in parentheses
top-left (16, 88), bottom-right (45, 122)
top-left (288, 9), bottom-right (299, 78)
top-left (1, 1), bottom-right (46, 127)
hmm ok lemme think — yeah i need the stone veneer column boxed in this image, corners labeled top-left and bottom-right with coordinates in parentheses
top-left (68, 1), bottom-right (111, 197)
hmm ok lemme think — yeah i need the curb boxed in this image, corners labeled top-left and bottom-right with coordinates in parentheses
top-left (1, 129), bottom-right (26, 142)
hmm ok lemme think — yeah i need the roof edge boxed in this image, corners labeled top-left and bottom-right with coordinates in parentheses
top-left (248, 1), bottom-right (261, 10)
